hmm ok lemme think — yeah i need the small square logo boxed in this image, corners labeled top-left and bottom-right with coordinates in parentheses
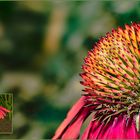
top-left (0, 93), bottom-right (13, 134)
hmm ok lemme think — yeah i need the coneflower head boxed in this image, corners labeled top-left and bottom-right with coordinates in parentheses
top-left (53, 23), bottom-right (140, 139)
top-left (80, 22), bottom-right (140, 130)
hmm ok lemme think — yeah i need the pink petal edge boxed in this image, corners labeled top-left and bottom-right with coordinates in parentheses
top-left (53, 96), bottom-right (95, 139)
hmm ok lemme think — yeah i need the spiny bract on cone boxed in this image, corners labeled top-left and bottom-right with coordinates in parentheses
top-left (53, 23), bottom-right (140, 139)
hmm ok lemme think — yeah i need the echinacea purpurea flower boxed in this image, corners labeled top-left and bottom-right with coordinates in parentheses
top-left (53, 23), bottom-right (140, 139)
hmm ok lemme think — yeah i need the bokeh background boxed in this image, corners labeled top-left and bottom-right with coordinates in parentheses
top-left (0, 0), bottom-right (139, 139)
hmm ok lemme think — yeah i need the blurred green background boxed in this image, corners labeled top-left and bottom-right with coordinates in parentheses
top-left (0, 0), bottom-right (139, 139)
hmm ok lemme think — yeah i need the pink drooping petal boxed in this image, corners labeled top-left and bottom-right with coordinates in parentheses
top-left (0, 106), bottom-right (10, 120)
top-left (82, 114), bottom-right (140, 139)
top-left (103, 115), bottom-right (126, 139)
top-left (0, 112), bottom-right (4, 119)
top-left (81, 119), bottom-right (93, 139)
top-left (97, 118), bottom-right (114, 139)
top-left (0, 106), bottom-right (10, 113)
top-left (62, 105), bottom-right (94, 139)
top-left (53, 96), bottom-right (96, 139)
top-left (81, 118), bottom-right (104, 139)
top-left (0, 110), bottom-right (6, 117)
top-left (126, 116), bottom-right (140, 139)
